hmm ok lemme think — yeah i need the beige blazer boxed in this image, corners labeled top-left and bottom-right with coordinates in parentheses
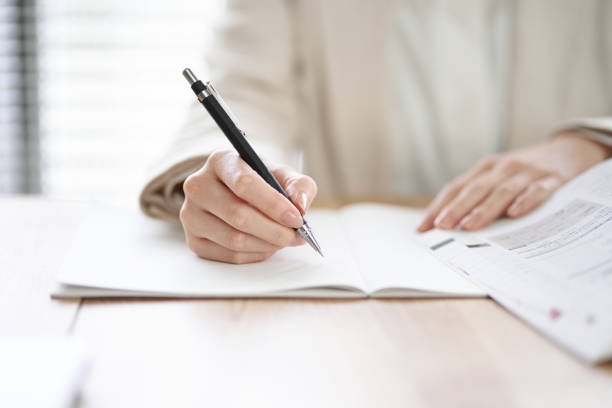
top-left (140, 0), bottom-right (612, 222)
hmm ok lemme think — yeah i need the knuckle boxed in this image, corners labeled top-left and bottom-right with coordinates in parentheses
top-left (477, 155), bottom-right (496, 168)
top-left (499, 156), bottom-right (523, 172)
top-left (228, 205), bottom-right (249, 229)
top-left (275, 164), bottom-right (293, 177)
top-left (229, 254), bottom-right (242, 264)
top-left (271, 228), bottom-right (294, 247)
top-left (474, 158), bottom-right (488, 170)
top-left (268, 198), bottom-right (288, 217)
top-left (207, 149), bottom-right (227, 165)
top-left (262, 251), bottom-right (277, 261)
top-left (444, 208), bottom-right (460, 221)
top-left (302, 175), bottom-right (318, 195)
top-left (231, 174), bottom-right (253, 196)
top-left (228, 252), bottom-right (251, 265)
top-left (226, 230), bottom-right (247, 251)
top-left (179, 204), bottom-right (189, 226)
top-left (497, 182), bottom-right (516, 196)
top-left (441, 180), bottom-right (460, 196)
top-left (186, 237), bottom-right (201, 256)
top-left (209, 150), bottom-right (235, 173)
top-left (182, 174), bottom-right (200, 197)
top-left (531, 181), bottom-right (549, 195)
top-left (546, 170), bottom-right (563, 182)
top-left (468, 181), bottom-right (489, 195)
top-left (469, 207), bottom-right (485, 218)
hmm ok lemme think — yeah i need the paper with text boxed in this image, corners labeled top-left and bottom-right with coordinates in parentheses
top-left (425, 159), bottom-right (612, 362)
top-left (340, 205), bottom-right (483, 296)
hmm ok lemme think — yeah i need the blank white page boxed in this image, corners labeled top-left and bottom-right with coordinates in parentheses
top-left (339, 204), bottom-right (485, 296)
top-left (0, 336), bottom-right (89, 408)
top-left (57, 209), bottom-right (364, 297)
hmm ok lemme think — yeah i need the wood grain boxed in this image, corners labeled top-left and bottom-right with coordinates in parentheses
top-left (3, 197), bottom-right (610, 407)
top-left (73, 298), bottom-right (612, 407)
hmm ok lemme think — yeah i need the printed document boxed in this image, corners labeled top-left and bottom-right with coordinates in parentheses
top-left (423, 159), bottom-right (612, 363)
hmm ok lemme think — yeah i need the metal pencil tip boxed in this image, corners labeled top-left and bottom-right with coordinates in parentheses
top-left (298, 220), bottom-right (324, 257)
top-left (182, 68), bottom-right (197, 85)
top-left (305, 236), bottom-right (324, 257)
top-left (310, 234), bottom-right (324, 257)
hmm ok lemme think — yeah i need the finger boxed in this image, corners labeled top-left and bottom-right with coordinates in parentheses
top-left (180, 202), bottom-right (285, 253)
top-left (506, 176), bottom-right (563, 218)
top-left (434, 173), bottom-right (503, 230)
top-left (185, 234), bottom-right (275, 264)
top-left (417, 156), bottom-right (497, 232)
top-left (194, 176), bottom-right (302, 248)
top-left (213, 152), bottom-right (303, 229)
top-left (417, 183), bottom-right (463, 232)
top-left (459, 172), bottom-right (535, 230)
top-left (270, 165), bottom-right (317, 214)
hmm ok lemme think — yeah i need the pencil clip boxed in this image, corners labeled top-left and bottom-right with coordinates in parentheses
top-left (206, 81), bottom-right (244, 134)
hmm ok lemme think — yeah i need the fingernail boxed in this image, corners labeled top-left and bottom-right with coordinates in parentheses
top-left (417, 217), bottom-right (431, 232)
top-left (298, 192), bottom-right (309, 213)
top-left (434, 210), bottom-right (454, 229)
top-left (281, 210), bottom-right (302, 228)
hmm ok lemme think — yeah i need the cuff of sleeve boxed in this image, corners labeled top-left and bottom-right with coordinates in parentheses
top-left (552, 117), bottom-right (612, 147)
top-left (139, 155), bottom-right (207, 224)
top-left (139, 133), bottom-right (294, 223)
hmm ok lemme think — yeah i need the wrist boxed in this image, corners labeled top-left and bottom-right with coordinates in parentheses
top-left (552, 130), bottom-right (612, 158)
top-left (547, 131), bottom-right (612, 180)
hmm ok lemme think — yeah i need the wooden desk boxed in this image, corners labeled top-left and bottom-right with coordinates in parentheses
top-left (2, 197), bottom-right (611, 407)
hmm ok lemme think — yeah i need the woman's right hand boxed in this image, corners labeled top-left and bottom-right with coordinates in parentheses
top-left (180, 149), bottom-right (318, 264)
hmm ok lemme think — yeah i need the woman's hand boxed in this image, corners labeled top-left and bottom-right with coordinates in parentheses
top-left (180, 149), bottom-right (317, 264)
top-left (418, 133), bottom-right (612, 232)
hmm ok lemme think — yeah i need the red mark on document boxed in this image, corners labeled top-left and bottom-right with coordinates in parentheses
top-left (549, 308), bottom-right (562, 320)
top-left (458, 268), bottom-right (470, 276)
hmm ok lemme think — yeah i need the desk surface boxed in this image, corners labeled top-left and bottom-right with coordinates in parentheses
top-left (2, 197), bottom-right (611, 407)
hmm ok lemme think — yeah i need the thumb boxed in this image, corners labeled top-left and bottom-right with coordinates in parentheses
top-left (270, 165), bottom-right (318, 215)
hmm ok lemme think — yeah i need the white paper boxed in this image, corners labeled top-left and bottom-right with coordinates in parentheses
top-left (425, 159), bottom-right (612, 363)
top-left (57, 210), bottom-right (364, 297)
top-left (0, 336), bottom-right (90, 408)
top-left (340, 204), bottom-right (485, 296)
top-left (54, 205), bottom-right (484, 299)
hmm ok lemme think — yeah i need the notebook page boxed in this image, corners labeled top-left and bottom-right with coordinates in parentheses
top-left (338, 204), bottom-right (484, 296)
top-left (57, 209), bottom-right (365, 297)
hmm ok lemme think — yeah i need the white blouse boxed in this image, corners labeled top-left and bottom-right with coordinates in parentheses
top-left (140, 0), bottom-right (612, 221)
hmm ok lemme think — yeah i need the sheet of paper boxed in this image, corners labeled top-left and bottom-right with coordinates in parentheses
top-left (339, 204), bottom-right (485, 296)
top-left (0, 336), bottom-right (90, 408)
top-left (56, 209), bottom-right (365, 297)
top-left (425, 160), bottom-right (612, 362)
top-left (0, 198), bottom-right (84, 331)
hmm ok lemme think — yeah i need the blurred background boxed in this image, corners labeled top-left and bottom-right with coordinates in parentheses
top-left (0, 0), bottom-right (222, 207)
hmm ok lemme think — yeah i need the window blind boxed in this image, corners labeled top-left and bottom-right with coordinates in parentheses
top-left (37, 0), bottom-right (221, 206)
top-left (0, 0), bottom-right (39, 193)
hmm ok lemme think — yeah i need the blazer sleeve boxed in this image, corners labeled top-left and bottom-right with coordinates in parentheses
top-left (139, 0), bottom-right (299, 222)
top-left (553, 117), bottom-right (612, 148)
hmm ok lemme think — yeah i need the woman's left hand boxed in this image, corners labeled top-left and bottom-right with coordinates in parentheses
top-left (418, 132), bottom-right (612, 232)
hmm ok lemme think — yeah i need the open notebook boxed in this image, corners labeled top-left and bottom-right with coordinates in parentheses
top-left (53, 204), bottom-right (484, 298)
